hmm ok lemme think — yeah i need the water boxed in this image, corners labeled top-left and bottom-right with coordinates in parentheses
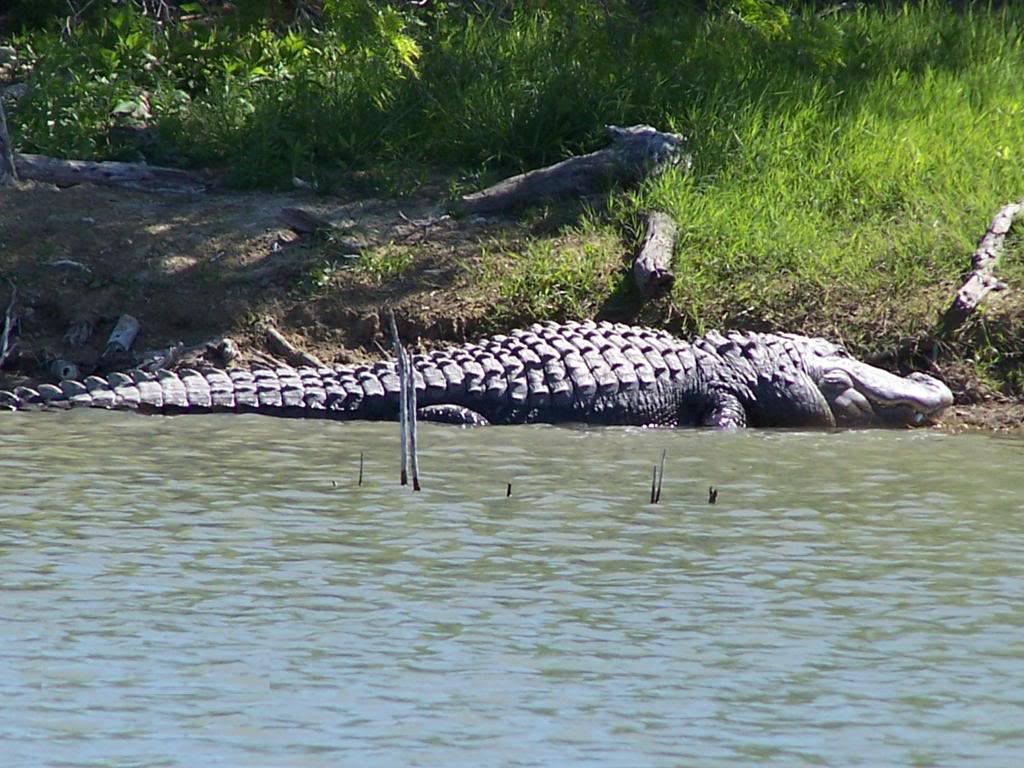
top-left (1, 411), bottom-right (1023, 767)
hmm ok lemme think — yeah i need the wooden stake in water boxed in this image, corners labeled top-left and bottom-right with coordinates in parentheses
top-left (388, 309), bottom-right (421, 491)
top-left (406, 353), bottom-right (421, 492)
top-left (650, 465), bottom-right (658, 504)
top-left (388, 311), bottom-right (409, 486)
top-left (358, 451), bottom-right (364, 487)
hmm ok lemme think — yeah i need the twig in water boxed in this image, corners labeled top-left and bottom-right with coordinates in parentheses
top-left (650, 465), bottom-right (658, 504)
top-left (655, 449), bottom-right (666, 504)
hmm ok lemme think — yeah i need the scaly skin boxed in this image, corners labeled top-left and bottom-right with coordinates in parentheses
top-left (0, 321), bottom-right (953, 428)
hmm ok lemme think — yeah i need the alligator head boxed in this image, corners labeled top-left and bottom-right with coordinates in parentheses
top-left (806, 340), bottom-right (953, 427)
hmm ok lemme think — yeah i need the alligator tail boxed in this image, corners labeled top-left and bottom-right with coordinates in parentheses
top-left (0, 363), bottom-right (409, 418)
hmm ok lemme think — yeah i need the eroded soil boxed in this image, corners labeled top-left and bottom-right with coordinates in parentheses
top-left (0, 180), bottom-right (1021, 432)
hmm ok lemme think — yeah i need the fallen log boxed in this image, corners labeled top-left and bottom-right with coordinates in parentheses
top-left (633, 210), bottom-right (678, 298)
top-left (940, 199), bottom-right (1023, 336)
top-left (12, 152), bottom-right (205, 194)
top-left (455, 124), bottom-right (689, 216)
top-left (265, 326), bottom-right (325, 369)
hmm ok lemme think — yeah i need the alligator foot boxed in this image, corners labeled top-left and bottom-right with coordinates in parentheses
top-left (417, 404), bottom-right (490, 426)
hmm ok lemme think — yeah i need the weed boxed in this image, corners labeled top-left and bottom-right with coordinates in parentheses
top-left (356, 246), bottom-right (413, 284)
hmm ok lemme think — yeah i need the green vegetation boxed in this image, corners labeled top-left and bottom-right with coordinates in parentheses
top-left (482, 230), bottom-right (625, 327)
top-left (355, 245), bottom-right (414, 284)
top-left (3, 1), bottom-right (1024, 385)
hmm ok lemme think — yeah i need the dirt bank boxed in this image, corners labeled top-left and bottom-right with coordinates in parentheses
top-left (1, 181), bottom-right (1021, 432)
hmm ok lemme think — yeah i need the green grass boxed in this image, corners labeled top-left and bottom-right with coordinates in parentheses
top-left (5, 1), bottom-right (1024, 371)
top-left (355, 245), bottom-right (414, 284)
top-left (481, 230), bottom-right (624, 328)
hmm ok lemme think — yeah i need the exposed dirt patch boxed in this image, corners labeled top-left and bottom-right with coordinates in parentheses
top-left (0, 180), bottom-right (519, 374)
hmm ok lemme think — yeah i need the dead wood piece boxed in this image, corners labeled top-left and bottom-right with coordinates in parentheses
top-left (0, 280), bottom-right (16, 369)
top-left (941, 199), bottom-right (1023, 336)
top-left (278, 207), bottom-right (334, 236)
top-left (207, 337), bottom-right (240, 366)
top-left (455, 124), bottom-right (689, 216)
top-left (12, 152), bottom-right (205, 194)
top-left (63, 318), bottom-right (95, 348)
top-left (104, 314), bottom-right (140, 356)
top-left (50, 359), bottom-right (80, 381)
top-left (265, 326), bottom-right (325, 368)
top-left (136, 342), bottom-right (184, 372)
top-left (633, 210), bottom-right (678, 298)
top-left (135, 337), bottom-right (239, 372)
top-left (0, 98), bottom-right (17, 184)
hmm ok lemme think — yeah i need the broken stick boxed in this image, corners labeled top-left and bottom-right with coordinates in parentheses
top-left (633, 211), bottom-right (678, 298)
top-left (941, 199), bottom-right (1023, 336)
top-left (265, 326), bottom-right (325, 368)
top-left (0, 279), bottom-right (16, 369)
top-left (455, 124), bottom-right (689, 216)
top-left (0, 97), bottom-right (17, 184)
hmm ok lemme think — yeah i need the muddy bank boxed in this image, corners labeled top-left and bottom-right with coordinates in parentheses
top-left (0, 181), bottom-right (1021, 432)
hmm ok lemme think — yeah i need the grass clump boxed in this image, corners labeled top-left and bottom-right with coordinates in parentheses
top-left (355, 245), bottom-right (414, 284)
top-left (482, 229), bottom-right (623, 329)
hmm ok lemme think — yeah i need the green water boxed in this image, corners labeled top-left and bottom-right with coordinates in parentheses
top-left (1, 412), bottom-right (1022, 767)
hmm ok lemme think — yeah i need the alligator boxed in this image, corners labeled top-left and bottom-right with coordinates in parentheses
top-left (0, 321), bottom-right (952, 428)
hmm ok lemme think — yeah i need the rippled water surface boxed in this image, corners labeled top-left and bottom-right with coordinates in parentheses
top-left (1, 412), bottom-right (1023, 767)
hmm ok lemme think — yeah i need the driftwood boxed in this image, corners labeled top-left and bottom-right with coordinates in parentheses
top-left (12, 152), bottom-right (204, 194)
top-left (455, 124), bottom-right (689, 216)
top-left (633, 211), bottom-right (678, 298)
top-left (265, 326), bottom-right (325, 368)
top-left (941, 199), bottom-right (1023, 336)
top-left (0, 98), bottom-right (17, 184)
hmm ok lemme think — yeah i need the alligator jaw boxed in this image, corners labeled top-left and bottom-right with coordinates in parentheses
top-left (822, 360), bottom-right (954, 426)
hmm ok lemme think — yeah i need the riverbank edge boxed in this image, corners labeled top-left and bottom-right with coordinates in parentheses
top-left (0, 178), bottom-right (1021, 432)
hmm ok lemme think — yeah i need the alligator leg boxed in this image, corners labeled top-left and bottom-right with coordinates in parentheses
top-left (702, 391), bottom-right (747, 428)
top-left (417, 404), bottom-right (490, 426)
